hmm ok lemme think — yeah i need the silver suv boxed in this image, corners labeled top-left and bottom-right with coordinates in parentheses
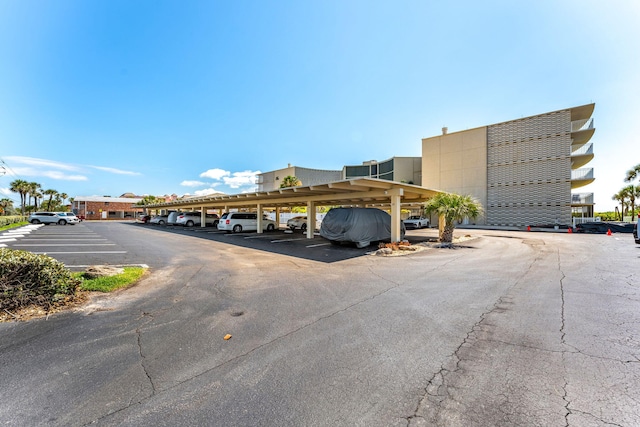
top-left (28, 212), bottom-right (80, 225)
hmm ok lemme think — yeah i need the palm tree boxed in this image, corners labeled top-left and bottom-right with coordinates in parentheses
top-left (423, 193), bottom-right (483, 244)
top-left (44, 189), bottom-right (58, 211)
top-left (33, 188), bottom-right (43, 211)
top-left (26, 182), bottom-right (41, 210)
top-left (612, 189), bottom-right (629, 221)
top-left (625, 164), bottom-right (640, 183)
top-left (9, 179), bottom-right (29, 215)
top-left (280, 176), bottom-right (302, 188)
top-left (60, 192), bottom-right (68, 208)
top-left (620, 184), bottom-right (639, 219)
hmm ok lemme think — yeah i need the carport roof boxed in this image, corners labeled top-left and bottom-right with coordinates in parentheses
top-left (145, 178), bottom-right (442, 210)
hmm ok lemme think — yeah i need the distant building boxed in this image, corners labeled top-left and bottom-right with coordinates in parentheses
top-left (72, 196), bottom-right (143, 220)
top-left (343, 157), bottom-right (422, 184)
top-left (257, 164), bottom-right (342, 192)
top-left (422, 104), bottom-right (595, 226)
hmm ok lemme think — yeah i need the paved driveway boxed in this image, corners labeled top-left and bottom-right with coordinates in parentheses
top-left (0, 223), bottom-right (638, 426)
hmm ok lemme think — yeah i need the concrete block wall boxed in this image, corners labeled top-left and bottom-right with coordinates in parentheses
top-left (486, 110), bottom-right (573, 226)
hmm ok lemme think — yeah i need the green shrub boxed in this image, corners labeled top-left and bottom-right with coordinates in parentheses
top-left (0, 248), bottom-right (80, 312)
top-left (0, 216), bottom-right (26, 227)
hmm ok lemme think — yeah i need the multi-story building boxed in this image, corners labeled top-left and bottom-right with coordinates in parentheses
top-left (256, 164), bottom-right (342, 192)
top-left (422, 103), bottom-right (595, 226)
top-left (343, 157), bottom-right (422, 184)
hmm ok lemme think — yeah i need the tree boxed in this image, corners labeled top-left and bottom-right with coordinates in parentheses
top-left (423, 193), bottom-right (483, 244)
top-left (9, 179), bottom-right (29, 215)
top-left (612, 189), bottom-right (629, 221)
top-left (137, 195), bottom-right (161, 206)
top-left (280, 176), bottom-right (302, 188)
top-left (625, 164), bottom-right (640, 183)
top-left (44, 189), bottom-right (58, 211)
top-left (26, 182), bottom-right (41, 212)
top-left (0, 198), bottom-right (14, 215)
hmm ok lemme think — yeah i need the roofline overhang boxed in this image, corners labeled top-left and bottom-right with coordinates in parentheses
top-left (144, 178), bottom-right (443, 210)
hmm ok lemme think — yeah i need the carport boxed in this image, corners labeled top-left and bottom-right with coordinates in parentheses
top-left (145, 178), bottom-right (441, 243)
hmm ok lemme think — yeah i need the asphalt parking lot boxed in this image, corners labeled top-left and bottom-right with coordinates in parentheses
top-left (1, 221), bottom-right (639, 426)
top-left (1, 221), bottom-right (440, 267)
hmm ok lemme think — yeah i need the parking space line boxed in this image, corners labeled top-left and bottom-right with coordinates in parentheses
top-left (270, 238), bottom-right (308, 243)
top-left (17, 238), bottom-right (109, 241)
top-left (31, 251), bottom-right (127, 254)
top-left (14, 243), bottom-right (117, 247)
top-left (306, 243), bottom-right (330, 248)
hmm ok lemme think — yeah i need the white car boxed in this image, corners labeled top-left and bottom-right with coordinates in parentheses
top-left (149, 214), bottom-right (169, 225)
top-left (217, 212), bottom-right (277, 233)
top-left (403, 215), bottom-right (429, 229)
top-left (28, 212), bottom-right (79, 225)
top-left (175, 212), bottom-right (219, 227)
top-left (287, 216), bottom-right (308, 231)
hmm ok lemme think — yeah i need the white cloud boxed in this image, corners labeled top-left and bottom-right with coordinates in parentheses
top-left (193, 188), bottom-right (226, 196)
top-left (0, 187), bottom-right (12, 196)
top-left (3, 156), bottom-right (82, 171)
top-left (180, 180), bottom-right (208, 187)
top-left (223, 170), bottom-right (260, 189)
top-left (11, 167), bottom-right (88, 181)
top-left (200, 168), bottom-right (230, 180)
top-left (91, 165), bottom-right (141, 176)
top-left (2, 156), bottom-right (140, 180)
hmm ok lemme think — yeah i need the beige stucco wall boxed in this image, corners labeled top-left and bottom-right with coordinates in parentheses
top-left (422, 127), bottom-right (488, 224)
top-left (258, 166), bottom-right (342, 191)
top-left (392, 157), bottom-right (422, 184)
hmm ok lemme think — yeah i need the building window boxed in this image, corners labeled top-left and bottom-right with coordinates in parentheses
top-left (346, 165), bottom-right (370, 178)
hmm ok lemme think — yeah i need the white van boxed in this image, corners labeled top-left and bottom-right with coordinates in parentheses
top-left (217, 212), bottom-right (277, 233)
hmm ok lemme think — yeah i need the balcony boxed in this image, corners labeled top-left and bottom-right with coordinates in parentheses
top-left (571, 117), bottom-right (595, 151)
top-left (571, 143), bottom-right (594, 169)
top-left (571, 192), bottom-right (594, 205)
top-left (571, 168), bottom-right (595, 188)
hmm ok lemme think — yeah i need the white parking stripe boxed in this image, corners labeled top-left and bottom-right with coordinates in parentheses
top-left (0, 238), bottom-right (17, 243)
top-left (270, 238), bottom-right (307, 243)
top-left (31, 251), bottom-right (127, 254)
top-left (16, 239), bottom-right (109, 241)
top-left (65, 263), bottom-right (149, 268)
top-left (14, 243), bottom-right (116, 247)
top-left (306, 243), bottom-right (330, 248)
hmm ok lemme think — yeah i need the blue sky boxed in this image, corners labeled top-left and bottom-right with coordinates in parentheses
top-left (1, 0), bottom-right (638, 211)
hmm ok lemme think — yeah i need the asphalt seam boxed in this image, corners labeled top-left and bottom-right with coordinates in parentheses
top-left (405, 247), bottom-right (541, 426)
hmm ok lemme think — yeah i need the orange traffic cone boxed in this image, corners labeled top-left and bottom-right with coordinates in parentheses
top-left (527, 225), bottom-right (531, 232)
top-left (568, 227), bottom-right (572, 234)
top-left (607, 229), bottom-right (612, 236)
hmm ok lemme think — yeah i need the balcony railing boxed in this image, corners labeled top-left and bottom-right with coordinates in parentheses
top-left (571, 168), bottom-right (594, 180)
top-left (571, 192), bottom-right (594, 205)
top-left (571, 142), bottom-right (593, 156)
top-left (571, 117), bottom-right (594, 132)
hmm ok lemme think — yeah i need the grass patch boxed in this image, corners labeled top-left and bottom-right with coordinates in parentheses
top-left (76, 267), bottom-right (147, 292)
top-left (0, 221), bottom-right (28, 231)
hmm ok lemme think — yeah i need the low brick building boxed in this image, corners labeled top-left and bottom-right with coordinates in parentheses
top-left (71, 196), bottom-right (143, 220)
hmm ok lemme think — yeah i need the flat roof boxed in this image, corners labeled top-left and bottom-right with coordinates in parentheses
top-left (145, 177), bottom-right (441, 210)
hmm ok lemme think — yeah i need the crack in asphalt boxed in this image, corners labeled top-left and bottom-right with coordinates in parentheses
top-left (136, 312), bottom-right (157, 395)
top-left (88, 255), bottom-right (468, 425)
top-left (558, 249), bottom-right (571, 427)
top-left (405, 245), bottom-right (542, 426)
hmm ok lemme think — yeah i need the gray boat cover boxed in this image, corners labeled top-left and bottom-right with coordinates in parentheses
top-left (319, 207), bottom-right (404, 248)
